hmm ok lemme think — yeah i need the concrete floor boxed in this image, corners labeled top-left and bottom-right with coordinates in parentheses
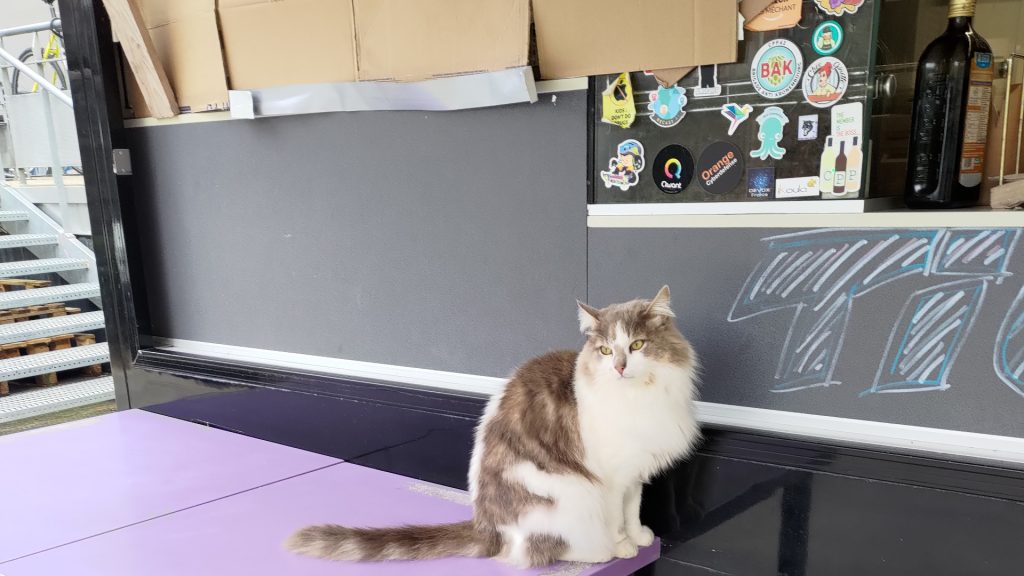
top-left (0, 400), bottom-right (115, 436)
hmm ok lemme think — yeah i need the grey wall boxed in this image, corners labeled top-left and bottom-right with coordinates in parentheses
top-left (127, 91), bottom-right (1024, 438)
top-left (128, 92), bottom-right (588, 377)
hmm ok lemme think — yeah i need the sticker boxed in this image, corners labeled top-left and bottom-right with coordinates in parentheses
top-left (823, 103), bottom-right (864, 198)
top-left (820, 134), bottom-right (864, 198)
top-left (776, 176), bottom-right (820, 199)
top-left (693, 65), bottom-right (722, 98)
top-left (653, 145), bottom-right (695, 194)
top-left (601, 73), bottom-right (636, 129)
top-left (831, 102), bottom-right (863, 141)
top-left (647, 85), bottom-right (688, 128)
top-left (751, 107), bottom-right (789, 161)
top-left (745, 0), bottom-right (802, 31)
top-left (802, 57), bottom-right (848, 108)
top-left (697, 142), bottom-right (744, 195)
top-left (751, 39), bottom-right (803, 99)
top-left (813, 0), bottom-right (864, 16)
top-left (600, 139), bottom-right (645, 191)
top-left (812, 21), bottom-right (844, 56)
top-left (748, 167), bottom-right (775, 199)
top-left (798, 114), bottom-right (819, 140)
top-left (721, 103), bottom-right (754, 136)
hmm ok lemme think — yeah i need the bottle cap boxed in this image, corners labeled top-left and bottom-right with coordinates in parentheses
top-left (949, 0), bottom-right (976, 18)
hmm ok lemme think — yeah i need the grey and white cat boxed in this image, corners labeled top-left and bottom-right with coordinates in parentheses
top-left (286, 286), bottom-right (700, 567)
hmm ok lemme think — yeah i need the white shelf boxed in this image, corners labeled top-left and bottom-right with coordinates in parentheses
top-left (589, 207), bottom-right (1024, 229)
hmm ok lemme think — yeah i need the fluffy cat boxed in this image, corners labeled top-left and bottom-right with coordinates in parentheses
top-left (286, 286), bottom-right (700, 567)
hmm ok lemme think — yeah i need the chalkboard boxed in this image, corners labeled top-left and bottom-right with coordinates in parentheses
top-left (591, 0), bottom-right (881, 204)
top-left (590, 226), bottom-right (1024, 438)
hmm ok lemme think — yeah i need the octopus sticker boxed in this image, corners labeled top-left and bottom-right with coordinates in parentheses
top-left (647, 86), bottom-right (688, 128)
top-left (751, 107), bottom-right (789, 161)
top-left (751, 39), bottom-right (803, 99)
top-left (814, 0), bottom-right (864, 16)
top-left (802, 57), bottom-right (848, 108)
top-left (600, 139), bottom-right (645, 191)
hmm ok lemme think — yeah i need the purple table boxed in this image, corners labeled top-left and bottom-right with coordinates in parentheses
top-left (0, 410), bottom-right (659, 575)
top-left (1, 462), bottom-right (658, 576)
top-left (0, 410), bottom-right (337, 563)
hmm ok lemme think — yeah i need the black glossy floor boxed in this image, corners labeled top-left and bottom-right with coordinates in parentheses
top-left (148, 386), bottom-right (1024, 576)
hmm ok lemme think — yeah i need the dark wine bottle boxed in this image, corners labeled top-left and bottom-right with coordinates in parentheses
top-left (834, 141), bottom-right (848, 196)
top-left (905, 0), bottom-right (993, 209)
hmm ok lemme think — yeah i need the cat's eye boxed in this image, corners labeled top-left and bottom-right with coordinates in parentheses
top-left (630, 340), bottom-right (645, 351)
top-left (599, 346), bottom-right (612, 355)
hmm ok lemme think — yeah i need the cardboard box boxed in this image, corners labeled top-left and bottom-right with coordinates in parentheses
top-left (533, 0), bottom-right (738, 80)
top-left (218, 0), bottom-right (357, 89)
top-left (352, 0), bottom-right (530, 82)
top-left (126, 0), bottom-right (228, 115)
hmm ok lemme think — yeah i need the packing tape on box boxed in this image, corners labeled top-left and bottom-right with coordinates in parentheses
top-left (229, 67), bottom-right (538, 118)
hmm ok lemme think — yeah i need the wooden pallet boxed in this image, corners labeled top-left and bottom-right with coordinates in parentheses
top-left (0, 333), bottom-right (104, 396)
top-left (0, 304), bottom-right (81, 324)
top-left (0, 279), bottom-right (52, 291)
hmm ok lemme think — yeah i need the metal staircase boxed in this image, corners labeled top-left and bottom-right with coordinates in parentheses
top-left (0, 181), bottom-right (111, 424)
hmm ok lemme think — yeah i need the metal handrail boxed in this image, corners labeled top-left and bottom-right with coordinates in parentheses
top-left (0, 45), bottom-right (72, 108)
top-left (0, 20), bottom-right (60, 39)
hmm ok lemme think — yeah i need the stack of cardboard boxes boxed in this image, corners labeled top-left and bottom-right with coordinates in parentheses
top-left (125, 0), bottom-right (743, 118)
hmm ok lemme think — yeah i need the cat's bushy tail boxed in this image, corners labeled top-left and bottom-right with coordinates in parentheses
top-left (285, 521), bottom-right (491, 561)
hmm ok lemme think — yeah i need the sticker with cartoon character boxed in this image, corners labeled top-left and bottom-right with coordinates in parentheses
top-left (802, 57), bottom-right (848, 108)
top-left (601, 139), bottom-right (645, 191)
top-left (812, 21), bottom-right (843, 56)
top-left (751, 107), bottom-right (789, 161)
top-left (814, 0), bottom-right (863, 16)
top-left (721, 103), bottom-right (754, 136)
top-left (647, 86), bottom-right (687, 128)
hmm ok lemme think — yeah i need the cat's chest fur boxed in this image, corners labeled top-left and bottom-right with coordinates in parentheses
top-left (576, 364), bottom-right (698, 484)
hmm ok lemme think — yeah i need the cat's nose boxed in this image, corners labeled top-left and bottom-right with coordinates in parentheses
top-left (615, 365), bottom-right (625, 376)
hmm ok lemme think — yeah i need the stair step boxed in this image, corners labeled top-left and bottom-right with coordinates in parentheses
top-left (0, 211), bottom-right (30, 223)
top-left (0, 342), bottom-right (109, 381)
top-left (0, 311), bottom-right (105, 345)
top-left (0, 258), bottom-right (88, 278)
top-left (0, 283), bottom-right (100, 310)
top-left (0, 234), bottom-right (59, 250)
top-left (0, 375), bottom-right (113, 423)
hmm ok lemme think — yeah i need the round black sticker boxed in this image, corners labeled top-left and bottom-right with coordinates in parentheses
top-left (697, 142), bottom-right (744, 195)
top-left (653, 145), bottom-right (694, 194)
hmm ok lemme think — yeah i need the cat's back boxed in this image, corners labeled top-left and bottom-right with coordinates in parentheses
top-left (504, 349), bottom-right (578, 404)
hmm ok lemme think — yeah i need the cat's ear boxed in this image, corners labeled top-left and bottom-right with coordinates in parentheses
top-left (646, 285), bottom-right (675, 318)
top-left (577, 300), bottom-right (601, 333)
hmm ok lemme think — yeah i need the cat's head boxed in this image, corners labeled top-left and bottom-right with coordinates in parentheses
top-left (576, 286), bottom-right (694, 382)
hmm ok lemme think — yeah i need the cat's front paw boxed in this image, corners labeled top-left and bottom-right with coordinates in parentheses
top-left (628, 525), bottom-right (655, 547)
top-left (613, 538), bottom-right (639, 559)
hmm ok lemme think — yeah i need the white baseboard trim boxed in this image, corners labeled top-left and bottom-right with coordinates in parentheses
top-left (153, 338), bottom-right (506, 396)
top-left (153, 338), bottom-right (1024, 467)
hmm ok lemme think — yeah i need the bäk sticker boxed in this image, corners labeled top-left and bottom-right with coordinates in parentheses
top-left (803, 57), bottom-right (848, 108)
top-left (776, 176), bottom-right (820, 198)
top-left (751, 39), bottom-right (803, 99)
top-left (647, 85), bottom-right (688, 128)
top-left (600, 139), bottom-right (645, 191)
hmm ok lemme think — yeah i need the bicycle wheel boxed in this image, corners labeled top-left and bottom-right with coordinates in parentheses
top-left (11, 47), bottom-right (68, 95)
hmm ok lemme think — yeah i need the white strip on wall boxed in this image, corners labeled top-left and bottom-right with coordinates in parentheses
top-left (154, 337), bottom-right (1024, 467)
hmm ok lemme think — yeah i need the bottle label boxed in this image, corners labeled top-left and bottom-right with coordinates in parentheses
top-left (959, 52), bottom-right (993, 187)
top-left (834, 171), bottom-right (846, 187)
